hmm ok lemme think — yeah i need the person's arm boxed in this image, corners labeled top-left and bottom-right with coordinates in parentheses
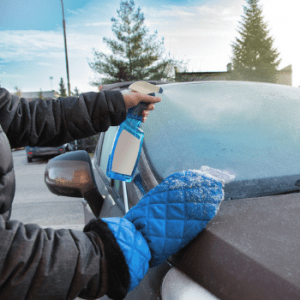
top-left (0, 218), bottom-right (130, 300)
top-left (0, 88), bottom-right (127, 149)
top-left (0, 88), bottom-right (161, 149)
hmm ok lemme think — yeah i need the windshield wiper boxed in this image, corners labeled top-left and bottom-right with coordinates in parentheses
top-left (272, 188), bottom-right (300, 196)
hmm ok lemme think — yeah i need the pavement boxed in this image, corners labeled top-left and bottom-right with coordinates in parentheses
top-left (11, 149), bottom-right (85, 229)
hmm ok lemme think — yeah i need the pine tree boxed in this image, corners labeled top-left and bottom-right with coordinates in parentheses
top-left (73, 87), bottom-right (79, 96)
top-left (231, 0), bottom-right (281, 83)
top-left (14, 86), bottom-right (21, 97)
top-left (89, 0), bottom-right (180, 84)
top-left (38, 89), bottom-right (44, 99)
top-left (59, 78), bottom-right (67, 97)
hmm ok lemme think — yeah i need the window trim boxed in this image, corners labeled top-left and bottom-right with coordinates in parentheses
top-left (96, 132), bottom-right (105, 167)
top-left (138, 146), bottom-right (160, 192)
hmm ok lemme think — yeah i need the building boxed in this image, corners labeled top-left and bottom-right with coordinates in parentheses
top-left (275, 65), bottom-right (293, 86)
top-left (18, 90), bottom-right (60, 101)
top-left (175, 63), bottom-right (292, 86)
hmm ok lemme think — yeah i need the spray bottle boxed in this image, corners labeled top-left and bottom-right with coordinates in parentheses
top-left (106, 81), bottom-right (163, 182)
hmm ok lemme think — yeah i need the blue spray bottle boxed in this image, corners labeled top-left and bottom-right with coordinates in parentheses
top-left (106, 81), bottom-right (163, 182)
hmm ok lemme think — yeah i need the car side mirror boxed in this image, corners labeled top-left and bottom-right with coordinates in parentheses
top-left (44, 150), bottom-right (103, 217)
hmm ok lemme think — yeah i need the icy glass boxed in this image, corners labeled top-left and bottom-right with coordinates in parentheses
top-left (142, 81), bottom-right (300, 182)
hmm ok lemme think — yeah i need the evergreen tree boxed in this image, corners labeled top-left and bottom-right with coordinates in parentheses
top-left (231, 0), bottom-right (281, 83)
top-left (89, 0), bottom-right (180, 84)
top-left (73, 87), bottom-right (79, 96)
top-left (14, 86), bottom-right (21, 97)
top-left (59, 78), bottom-right (67, 97)
top-left (38, 89), bottom-right (44, 99)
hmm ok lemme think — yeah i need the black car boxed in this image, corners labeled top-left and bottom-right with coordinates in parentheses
top-left (45, 80), bottom-right (300, 299)
top-left (26, 144), bottom-right (67, 162)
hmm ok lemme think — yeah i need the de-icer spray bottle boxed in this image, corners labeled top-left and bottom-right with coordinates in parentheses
top-left (106, 81), bottom-right (163, 182)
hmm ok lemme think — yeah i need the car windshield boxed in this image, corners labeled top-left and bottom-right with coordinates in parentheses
top-left (142, 81), bottom-right (300, 199)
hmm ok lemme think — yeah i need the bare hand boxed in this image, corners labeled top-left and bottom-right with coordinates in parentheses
top-left (123, 91), bottom-right (161, 122)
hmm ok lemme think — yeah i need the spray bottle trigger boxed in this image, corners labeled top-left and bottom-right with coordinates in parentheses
top-left (128, 101), bottom-right (147, 118)
top-left (137, 101), bottom-right (148, 116)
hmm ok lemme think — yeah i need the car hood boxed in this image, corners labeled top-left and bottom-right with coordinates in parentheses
top-left (169, 192), bottom-right (300, 299)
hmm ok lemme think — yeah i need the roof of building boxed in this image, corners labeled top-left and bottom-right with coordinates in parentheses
top-left (20, 90), bottom-right (59, 99)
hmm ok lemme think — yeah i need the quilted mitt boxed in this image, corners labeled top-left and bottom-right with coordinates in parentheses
top-left (125, 169), bottom-right (224, 267)
top-left (102, 217), bottom-right (151, 291)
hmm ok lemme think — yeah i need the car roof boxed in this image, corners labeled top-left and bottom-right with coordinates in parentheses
top-left (100, 80), bottom-right (169, 91)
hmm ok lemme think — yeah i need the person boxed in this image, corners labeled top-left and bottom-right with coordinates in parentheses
top-left (0, 86), bottom-right (159, 299)
top-left (0, 85), bottom-right (225, 300)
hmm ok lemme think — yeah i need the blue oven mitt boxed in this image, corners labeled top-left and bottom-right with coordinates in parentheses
top-left (102, 167), bottom-right (232, 292)
top-left (124, 169), bottom-right (225, 267)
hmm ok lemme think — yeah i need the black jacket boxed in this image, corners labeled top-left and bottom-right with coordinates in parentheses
top-left (0, 88), bottom-right (130, 300)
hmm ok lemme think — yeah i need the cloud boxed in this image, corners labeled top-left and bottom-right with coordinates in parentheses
top-left (38, 62), bottom-right (53, 66)
top-left (84, 22), bottom-right (111, 27)
top-left (0, 71), bottom-right (24, 79)
top-left (67, 9), bottom-right (80, 15)
top-left (139, 3), bottom-right (245, 73)
top-left (146, 3), bottom-right (240, 21)
top-left (0, 29), bottom-right (108, 64)
top-left (144, 3), bottom-right (241, 35)
top-left (144, 5), bottom-right (240, 47)
top-left (153, 5), bottom-right (195, 17)
top-left (0, 26), bottom-right (112, 92)
top-left (0, 30), bottom-right (63, 63)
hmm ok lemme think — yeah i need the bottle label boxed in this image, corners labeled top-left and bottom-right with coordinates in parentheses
top-left (112, 129), bottom-right (141, 176)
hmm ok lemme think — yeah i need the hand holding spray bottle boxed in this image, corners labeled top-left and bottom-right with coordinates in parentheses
top-left (106, 81), bottom-right (163, 182)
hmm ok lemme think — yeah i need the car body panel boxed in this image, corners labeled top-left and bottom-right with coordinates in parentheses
top-left (169, 193), bottom-right (300, 299)
top-left (161, 267), bottom-right (219, 300)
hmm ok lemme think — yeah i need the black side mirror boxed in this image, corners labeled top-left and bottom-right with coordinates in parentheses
top-left (44, 150), bottom-right (103, 217)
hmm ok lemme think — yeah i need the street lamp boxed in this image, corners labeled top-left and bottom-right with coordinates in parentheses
top-left (50, 76), bottom-right (53, 90)
top-left (60, 0), bottom-right (71, 96)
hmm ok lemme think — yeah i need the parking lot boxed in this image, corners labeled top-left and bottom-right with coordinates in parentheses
top-left (11, 149), bottom-right (85, 230)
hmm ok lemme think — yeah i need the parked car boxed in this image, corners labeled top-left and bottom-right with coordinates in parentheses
top-left (67, 135), bottom-right (99, 153)
top-left (26, 144), bottom-right (67, 162)
top-left (44, 80), bottom-right (300, 299)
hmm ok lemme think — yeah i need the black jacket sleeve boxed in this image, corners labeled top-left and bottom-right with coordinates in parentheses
top-left (0, 88), bottom-right (127, 148)
top-left (0, 217), bottom-right (111, 300)
top-left (0, 88), bottom-right (130, 299)
top-left (84, 218), bottom-right (130, 300)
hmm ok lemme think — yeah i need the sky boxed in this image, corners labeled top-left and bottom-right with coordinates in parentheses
top-left (0, 0), bottom-right (299, 94)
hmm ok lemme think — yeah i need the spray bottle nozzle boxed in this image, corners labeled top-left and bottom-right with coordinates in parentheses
top-left (127, 81), bottom-right (164, 121)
